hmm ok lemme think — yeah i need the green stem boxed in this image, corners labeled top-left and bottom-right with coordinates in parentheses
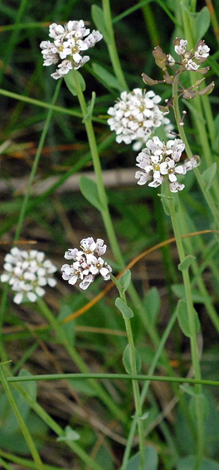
top-left (0, 449), bottom-right (70, 470)
top-left (37, 298), bottom-right (127, 425)
top-left (172, 76), bottom-right (219, 226)
top-left (181, 4), bottom-right (218, 193)
top-left (10, 381), bottom-right (104, 470)
top-left (121, 304), bottom-right (178, 469)
top-left (112, 276), bottom-right (145, 470)
top-left (168, 197), bottom-right (204, 470)
top-left (70, 70), bottom-right (124, 267)
top-left (140, 2), bottom-right (160, 47)
top-left (14, 80), bottom-right (62, 241)
top-left (102, 0), bottom-right (128, 90)
top-left (66, 72), bottom-right (177, 389)
top-left (0, 366), bottom-right (45, 470)
top-left (124, 317), bottom-right (145, 470)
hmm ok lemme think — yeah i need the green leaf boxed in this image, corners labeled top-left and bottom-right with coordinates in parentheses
top-left (182, 99), bottom-right (206, 123)
top-left (178, 255), bottom-right (196, 272)
top-left (177, 457), bottom-right (219, 470)
top-left (91, 5), bottom-right (111, 43)
top-left (83, 91), bottom-right (96, 122)
top-left (159, 185), bottom-right (179, 215)
top-left (172, 284), bottom-right (212, 303)
top-left (201, 162), bottom-right (217, 191)
top-left (79, 176), bottom-right (104, 212)
top-left (64, 69), bottom-right (86, 96)
top-left (124, 445), bottom-right (158, 470)
top-left (144, 287), bottom-right (160, 327)
top-left (118, 270), bottom-right (131, 293)
top-left (176, 300), bottom-right (200, 337)
top-left (18, 370), bottom-right (36, 401)
top-left (195, 7), bottom-right (210, 42)
top-left (123, 344), bottom-right (142, 374)
top-left (92, 62), bottom-right (123, 92)
top-left (189, 394), bottom-right (209, 422)
top-left (180, 384), bottom-right (198, 398)
top-left (95, 445), bottom-right (114, 470)
top-left (57, 425), bottom-right (80, 442)
top-left (115, 297), bottom-right (134, 319)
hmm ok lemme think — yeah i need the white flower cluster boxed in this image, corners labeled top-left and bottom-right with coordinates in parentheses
top-left (40, 20), bottom-right (103, 79)
top-left (1, 247), bottom-right (57, 304)
top-left (61, 237), bottom-right (112, 290)
top-left (135, 136), bottom-right (200, 193)
top-left (173, 38), bottom-right (210, 72)
top-left (107, 88), bottom-right (173, 151)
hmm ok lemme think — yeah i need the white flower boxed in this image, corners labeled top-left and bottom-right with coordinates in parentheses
top-left (107, 88), bottom-right (173, 150)
top-left (135, 136), bottom-right (200, 193)
top-left (61, 237), bottom-right (112, 290)
top-left (1, 247), bottom-right (57, 304)
top-left (185, 59), bottom-right (199, 71)
top-left (194, 41), bottom-right (210, 61)
top-left (174, 39), bottom-right (187, 56)
top-left (40, 20), bottom-right (103, 79)
top-left (173, 38), bottom-right (210, 72)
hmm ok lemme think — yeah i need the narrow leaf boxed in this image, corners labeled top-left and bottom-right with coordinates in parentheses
top-left (201, 162), bottom-right (217, 191)
top-left (123, 345), bottom-right (142, 374)
top-left (176, 299), bottom-right (191, 337)
top-left (172, 284), bottom-right (212, 303)
top-left (144, 287), bottom-right (160, 327)
top-left (177, 300), bottom-right (201, 336)
top-left (57, 425), bottom-right (80, 442)
top-left (189, 394), bottom-right (210, 422)
top-left (124, 445), bottom-right (158, 470)
top-left (64, 70), bottom-right (86, 96)
top-left (115, 297), bottom-right (134, 319)
top-left (178, 255), bottom-right (196, 271)
top-left (182, 99), bottom-right (206, 123)
top-left (91, 5), bottom-right (111, 43)
top-left (83, 92), bottom-right (96, 122)
top-left (118, 270), bottom-right (131, 293)
top-left (79, 176), bottom-right (103, 212)
top-left (92, 62), bottom-right (123, 91)
top-left (195, 7), bottom-right (210, 42)
top-left (177, 456), bottom-right (219, 470)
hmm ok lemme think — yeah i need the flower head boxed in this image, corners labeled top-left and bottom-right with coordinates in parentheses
top-left (135, 136), bottom-right (200, 192)
top-left (107, 88), bottom-right (173, 151)
top-left (173, 38), bottom-right (210, 73)
top-left (1, 247), bottom-right (57, 304)
top-left (40, 20), bottom-right (103, 79)
top-left (61, 237), bottom-right (112, 290)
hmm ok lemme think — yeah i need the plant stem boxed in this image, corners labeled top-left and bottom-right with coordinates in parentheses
top-left (121, 304), bottom-right (178, 469)
top-left (124, 317), bottom-right (145, 470)
top-left (172, 76), bottom-right (219, 226)
top-left (37, 298), bottom-right (127, 425)
top-left (102, 0), bottom-right (128, 90)
top-left (0, 366), bottom-right (45, 470)
top-left (70, 70), bottom-right (124, 267)
top-left (168, 197), bottom-right (204, 470)
top-left (14, 80), bottom-right (62, 242)
top-left (112, 275), bottom-right (145, 470)
top-left (11, 381), bottom-right (104, 470)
